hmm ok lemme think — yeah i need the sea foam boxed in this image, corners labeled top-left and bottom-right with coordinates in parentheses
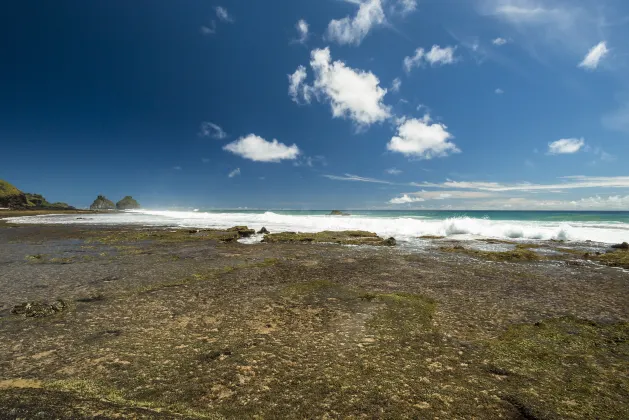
top-left (6, 209), bottom-right (629, 244)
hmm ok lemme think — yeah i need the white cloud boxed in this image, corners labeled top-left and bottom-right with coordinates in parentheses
top-left (228, 168), bottom-right (240, 178)
top-left (578, 41), bottom-right (609, 70)
top-left (223, 134), bottom-right (300, 162)
top-left (495, 88), bottom-right (504, 94)
top-left (403, 45), bottom-right (457, 72)
top-left (389, 194), bottom-right (424, 204)
top-left (492, 37), bottom-right (508, 45)
top-left (200, 22), bottom-right (216, 35)
top-left (547, 138), bottom-right (585, 154)
top-left (386, 168), bottom-right (402, 175)
top-left (288, 66), bottom-right (311, 104)
top-left (389, 190), bottom-right (494, 204)
top-left (305, 47), bottom-right (391, 127)
top-left (387, 116), bottom-right (460, 159)
top-left (414, 176), bottom-right (629, 192)
top-left (199, 122), bottom-right (227, 139)
top-left (215, 6), bottom-right (233, 22)
top-left (323, 173), bottom-right (394, 184)
top-left (294, 19), bottom-right (309, 44)
top-left (326, 0), bottom-right (386, 46)
top-left (391, 77), bottom-right (402, 93)
top-left (391, 0), bottom-right (418, 15)
top-left (173, 166), bottom-right (182, 171)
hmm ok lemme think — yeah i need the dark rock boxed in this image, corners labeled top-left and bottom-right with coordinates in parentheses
top-left (611, 242), bottom-right (629, 250)
top-left (116, 196), bottom-right (141, 210)
top-left (384, 237), bottom-right (397, 246)
top-left (258, 227), bottom-right (270, 234)
top-left (90, 195), bottom-right (115, 210)
top-left (11, 300), bottom-right (67, 317)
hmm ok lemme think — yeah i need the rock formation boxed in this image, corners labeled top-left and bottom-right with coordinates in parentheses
top-left (0, 180), bottom-right (29, 209)
top-left (330, 210), bottom-right (350, 216)
top-left (90, 195), bottom-right (116, 210)
top-left (116, 196), bottom-right (141, 210)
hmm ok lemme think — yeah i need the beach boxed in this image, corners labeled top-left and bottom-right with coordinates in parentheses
top-left (0, 211), bottom-right (628, 419)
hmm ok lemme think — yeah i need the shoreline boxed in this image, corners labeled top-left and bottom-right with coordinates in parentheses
top-left (0, 221), bottom-right (627, 418)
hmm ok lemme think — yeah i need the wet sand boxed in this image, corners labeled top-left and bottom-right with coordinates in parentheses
top-left (0, 216), bottom-right (627, 419)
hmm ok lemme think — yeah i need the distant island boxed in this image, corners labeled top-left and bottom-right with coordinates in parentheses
top-left (0, 179), bottom-right (140, 211)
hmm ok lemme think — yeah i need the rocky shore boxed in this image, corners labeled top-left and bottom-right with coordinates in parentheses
top-left (0, 215), bottom-right (627, 419)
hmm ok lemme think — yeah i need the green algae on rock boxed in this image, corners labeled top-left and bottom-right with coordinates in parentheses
top-left (90, 195), bottom-right (116, 210)
top-left (330, 210), bottom-right (350, 216)
top-left (439, 245), bottom-right (543, 261)
top-left (262, 230), bottom-right (396, 246)
top-left (11, 300), bottom-right (67, 317)
top-left (116, 196), bottom-right (141, 210)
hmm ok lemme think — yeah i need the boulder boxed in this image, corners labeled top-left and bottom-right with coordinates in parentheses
top-left (330, 210), bottom-right (350, 216)
top-left (611, 242), bottom-right (629, 250)
top-left (227, 226), bottom-right (256, 237)
top-left (116, 196), bottom-right (141, 210)
top-left (90, 195), bottom-right (116, 210)
top-left (11, 300), bottom-right (67, 317)
top-left (0, 180), bottom-right (30, 209)
top-left (258, 227), bottom-right (270, 234)
top-left (383, 237), bottom-right (397, 246)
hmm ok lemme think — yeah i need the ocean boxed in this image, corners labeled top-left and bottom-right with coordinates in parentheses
top-left (7, 209), bottom-right (629, 245)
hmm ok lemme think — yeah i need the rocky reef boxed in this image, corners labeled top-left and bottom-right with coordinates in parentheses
top-left (90, 195), bottom-right (116, 210)
top-left (262, 230), bottom-right (396, 246)
top-left (330, 210), bottom-right (350, 216)
top-left (116, 196), bottom-right (141, 210)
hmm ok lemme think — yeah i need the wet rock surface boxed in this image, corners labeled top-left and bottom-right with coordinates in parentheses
top-left (11, 300), bottom-right (67, 317)
top-left (0, 221), bottom-right (627, 419)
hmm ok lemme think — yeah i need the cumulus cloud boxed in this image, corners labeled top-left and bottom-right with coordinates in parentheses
top-left (215, 6), bottom-right (233, 22)
top-left (288, 66), bottom-right (311, 104)
top-left (403, 45), bottom-right (457, 72)
top-left (292, 48), bottom-right (391, 127)
top-left (199, 122), bottom-right (227, 139)
top-left (386, 168), bottom-right (402, 175)
top-left (391, 77), bottom-right (402, 93)
top-left (223, 134), bottom-right (300, 162)
top-left (294, 19), bottom-right (309, 44)
top-left (578, 41), bottom-right (609, 70)
top-left (387, 116), bottom-right (460, 159)
top-left (495, 88), bottom-right (504, 94)
top-left (200, 22), bottom-right (216, 35)
top-left (228, 168), bottom-right (240, 178)
top-left (389, 194), bottom-right (423, 204)
top-left (547, 138), bottom-right (585, 154)
top-left (396, 0), bottom-right (418, 15)
top-left (492, 37), bottom-right (508, 45)
top-left (326, 0), bottom-right (386, 46)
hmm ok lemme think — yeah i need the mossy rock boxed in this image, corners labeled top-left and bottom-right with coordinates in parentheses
top-left (116, 196), bottom-right (141, 210)
top-left (11, 300), bottom-right (67, 317)
top-left (262, 230), bottom-right (395, 246)
top-left (90, 195), bottom-right (115, 210)
top-left (0, 180), bottom-right (30, 209)
top-left (226, 226), bottom-right (256, 237)
top-left (440, 245), bottom-right (543, 261)
top-left (330, 210), bottom-right (350, 216)
top-left (486, 317), bottom-right (629, 419)
top-left (419, 235), bottom-right (445, 240)
top-left (591, 249), bottom-right (629, 269)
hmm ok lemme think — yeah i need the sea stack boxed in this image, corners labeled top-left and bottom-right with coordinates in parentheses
top-left (0, 179), bottom-right (30, 209)
top-left (90, 195), bottom-right (116, 210)
top-left (116, 196), bottom-right (141, 210)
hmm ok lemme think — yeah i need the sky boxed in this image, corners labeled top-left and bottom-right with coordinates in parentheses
top-left (1, 0), bottom-right (629, 210)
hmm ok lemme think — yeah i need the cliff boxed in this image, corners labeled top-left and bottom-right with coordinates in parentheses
top-left (116, 196), bottom-right (141, 210)
top-left (90, 195), bottom-right (116, 210)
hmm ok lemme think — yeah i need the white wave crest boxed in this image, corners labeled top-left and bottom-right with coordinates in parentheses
top-left (5, 210), bottom-right (629, 244)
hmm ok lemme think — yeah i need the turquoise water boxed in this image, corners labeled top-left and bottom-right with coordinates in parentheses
top-left (194, 210), bottom-right (629, 223)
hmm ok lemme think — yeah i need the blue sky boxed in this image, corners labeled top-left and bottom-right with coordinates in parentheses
top-left (1, 0), bottom-right (629, 210)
